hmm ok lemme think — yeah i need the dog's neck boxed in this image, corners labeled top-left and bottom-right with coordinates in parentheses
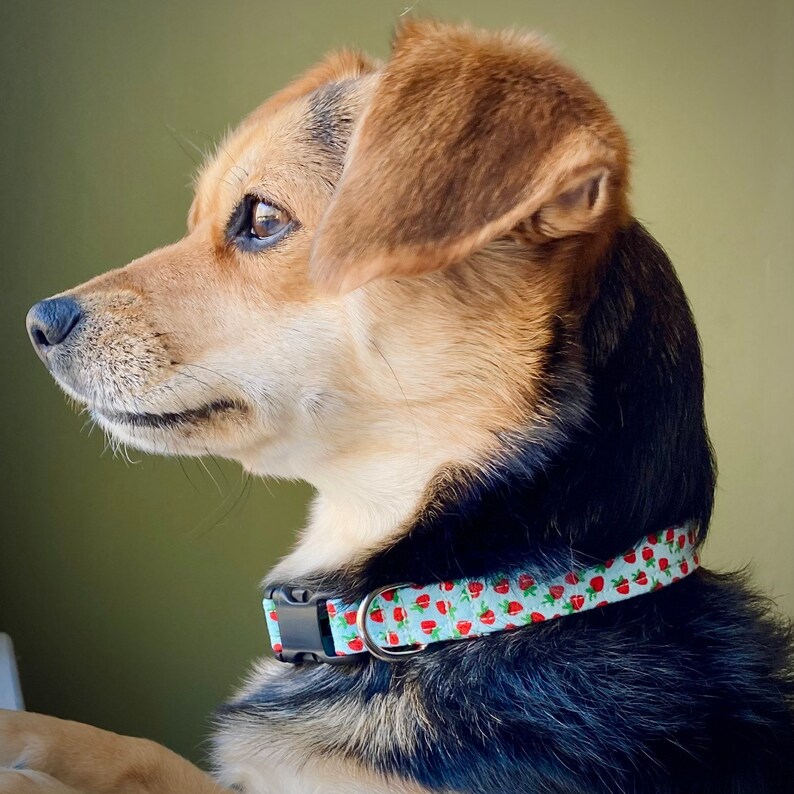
top-left (269, 223), bottom-right (716, 601)
top-left (270, 451), bottom-right (454, 582)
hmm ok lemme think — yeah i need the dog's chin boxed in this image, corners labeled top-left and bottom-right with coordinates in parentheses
top-left (90, 398), bottom-right (252, 457)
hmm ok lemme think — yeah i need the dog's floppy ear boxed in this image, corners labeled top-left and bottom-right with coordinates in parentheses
top-left (310, 20), bottom-right (629, 294)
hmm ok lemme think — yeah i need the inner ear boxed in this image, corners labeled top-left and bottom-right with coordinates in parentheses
top-left (529, 167), bottom-right (611, 241)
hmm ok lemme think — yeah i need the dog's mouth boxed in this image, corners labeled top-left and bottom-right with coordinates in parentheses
top-left (95, 397), bottom-right (248, 431)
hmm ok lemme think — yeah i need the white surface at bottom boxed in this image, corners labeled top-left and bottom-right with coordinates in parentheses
top-left (0, 633), bottom-right (24, 710)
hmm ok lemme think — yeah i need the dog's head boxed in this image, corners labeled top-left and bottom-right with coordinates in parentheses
top-left (27, 21), bottom-right (710, 563)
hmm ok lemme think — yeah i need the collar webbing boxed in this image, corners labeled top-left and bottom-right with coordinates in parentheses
top-left (263, 525), bottom-right (700, 663)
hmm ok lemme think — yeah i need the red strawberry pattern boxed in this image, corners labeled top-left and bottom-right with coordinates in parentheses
top-left (586, 575), bottom-right (604, 600)
top-left (263, 524), bottom-right (700, 657)
top-left (479, 608), bottom-right (497, 625)
top-left (614, 577), bottom-right (630, 595)
top-left (563, 594), bottom-right (585, 614)
top-left (518, 573), bottom-right (537, 595)
top-left (544, 585), bottom-right (565, 605)
top-left (503, 600), bottom-right (524, 616)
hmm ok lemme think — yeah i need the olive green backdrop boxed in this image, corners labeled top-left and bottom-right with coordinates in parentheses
top-left (1, 0), bottom-right (792, 766)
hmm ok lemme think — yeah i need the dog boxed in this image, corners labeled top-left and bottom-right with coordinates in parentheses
top-left (3, 17), bottom-right (793, 794)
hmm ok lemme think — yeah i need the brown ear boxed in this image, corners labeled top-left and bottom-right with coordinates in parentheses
top-left (310, 20), bottom-right (629, 294)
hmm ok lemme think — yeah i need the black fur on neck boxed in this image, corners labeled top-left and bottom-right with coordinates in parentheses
top-left (295, 220), bottom-right (717, 600)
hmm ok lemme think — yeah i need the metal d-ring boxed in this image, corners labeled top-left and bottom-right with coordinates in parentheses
top-left (356, 583), bottom-right (427, 662)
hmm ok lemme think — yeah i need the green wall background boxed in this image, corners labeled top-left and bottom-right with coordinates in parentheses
top-left (1, 0), bottom-right (792, 765)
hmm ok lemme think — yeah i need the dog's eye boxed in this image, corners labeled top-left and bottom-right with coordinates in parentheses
top-left (250, 200), bottom-right (291, 240)
top-left (225, 195), bottom-right (296, 252)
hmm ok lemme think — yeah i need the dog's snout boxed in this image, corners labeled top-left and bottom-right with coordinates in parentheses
top-left (26, 296), bottom-right (83, 357)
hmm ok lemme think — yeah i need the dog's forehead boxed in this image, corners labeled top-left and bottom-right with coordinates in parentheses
top-left (189, 52), bottom-right (378, 232)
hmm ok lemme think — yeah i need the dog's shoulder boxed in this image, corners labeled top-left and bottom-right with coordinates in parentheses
top-left (217, 571), bottom-right (794, 793)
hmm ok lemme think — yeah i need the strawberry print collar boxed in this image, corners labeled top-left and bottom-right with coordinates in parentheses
top-left (263, 525), bottom-right (700, 663)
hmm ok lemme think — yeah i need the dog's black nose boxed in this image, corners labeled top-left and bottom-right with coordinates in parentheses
top-left (26, 296), bottom-right (83, 354)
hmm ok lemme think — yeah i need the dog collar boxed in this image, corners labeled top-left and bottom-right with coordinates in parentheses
top-left (263, 525), bottom-right (700, 664)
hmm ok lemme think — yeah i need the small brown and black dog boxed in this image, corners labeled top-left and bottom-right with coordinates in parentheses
top-left (3, 19), bottom-right (793, 794)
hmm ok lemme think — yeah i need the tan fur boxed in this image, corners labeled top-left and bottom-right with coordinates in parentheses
top-left (12, 19), bottom-right (631, 793)
top-left (0, 710), bottom-right (227, 793)
top-left (187, 49), bottom-right (379, 234)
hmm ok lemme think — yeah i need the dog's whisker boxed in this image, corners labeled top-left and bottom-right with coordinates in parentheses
top-left (195, 453), bottom-right (223, 496)
top-left (175, 455), bottom-right (203, 495)
top-left (164, 123), bottom-right (204, 168)
top-left (228, 164), bottom-right (248, 186)
top-left (185, 468), bottom-right (251, 540)
top-left (371, 339), bottom-right (420, 466)
top-left (210, 134), bottom-right (245, 175)
top-left (206, 452), bottom-right (231, 491)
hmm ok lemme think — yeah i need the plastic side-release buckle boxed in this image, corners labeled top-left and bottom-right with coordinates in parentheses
top-left (264, 584), bottom-right (362, 665)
